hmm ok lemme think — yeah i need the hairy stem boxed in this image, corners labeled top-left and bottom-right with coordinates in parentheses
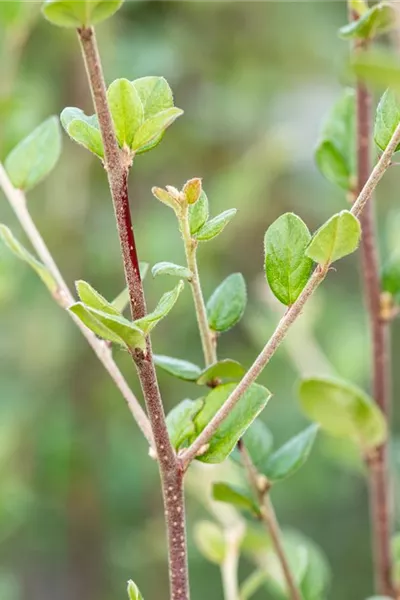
top-left (77, 26), bottom-right (189, 600)
top-left (353, 29), bottom-right (394, 596)
top-left (239, 442), bottom-right (302, 600)
top-left (180, 205), bottom-right (217, 366)
top-left (0, 162), bottom-right (153, 448)
top-left (180, 116), bottom-right (400, 470)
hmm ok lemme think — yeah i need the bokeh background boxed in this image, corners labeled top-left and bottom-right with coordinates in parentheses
top-left (1, 2), bottom-right (400, 599)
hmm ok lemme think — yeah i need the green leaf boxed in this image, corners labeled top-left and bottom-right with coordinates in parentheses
top-left (42, 0), bottom-right (123, 27)
top-left (69, 303), bottom-right (146, 349)
top-left (349, 0), bottom-right (368, 17)
top-left (382, 254), bottom-right (400, 302)
top-left (0, 225), bottom-right (56, 293)
top-left (166, 399), bottom-right (203, 450)
top-left (135, 280), bottom-right (184, 334)
top-left (196, 359), bottom-right (246, 386)
top-left (212, 482), bottom-right (260, 516)
top-left (76, 280), bottom-right (120, 315)
top-left (231, 419), bottom-right (274, 467)
top-left (339, 3), bottom-right (394, 40)
top-left (291, 533), bottom-right (331, 600)
top-left (151, 261), bottom-right (192, 280)
top-left (374, 89), bottom-right (400, 153)
top-left (153, 355), bottom-right (202, 381)
top-left (127, 579), bottom-right (144, 600)
top-left (193, 382), bottom-right (271, 463)
top-left (183, 178), bottom-right (202, 205)
top-left (315, 89), bottom-right (355, 190)
top-left (189, 190), bottom-right (209, 234)
top-left (193, 521), bottom-right (226, 565)
top-left (299, 377), bottom-right (387, 450)
top-left (5, 117), bottom-right (61, 191)
top-left (264, 213), bottom-right (313, 306)
top-left (262, 425), bottom-right (318, 482)
top-left (132, 76), bottom-right (174, 119)
top-left (195, 208), bottom-right (237, 242)
top-left (107, 79), bottom-right (143, 148)
top-left (206, 273), bottom-right (247, 333)
top-left (306, 210), bottom-right (361, 266)
top-left (61, 108), bottom-right (104, 159)
top-left (352, 50), bottom-right (400, 91)
top-left (131, 107), bottom-right (183, 153)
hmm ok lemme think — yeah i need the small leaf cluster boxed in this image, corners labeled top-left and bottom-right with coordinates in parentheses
top-left (61, 77), bottom-right (183, 160)
top-left (42, 0), bottom-right (124, 28)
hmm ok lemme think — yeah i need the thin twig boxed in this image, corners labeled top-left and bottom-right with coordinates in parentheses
top-left (179, 204), bottom-right (217, 366)
top-left (180, 116), bottom-right (400, 470)
top-left (221, 523), bottom-right (245, 600)
top-left (0, 162), bottom-right (153, 448)
top-left (76, 26), bottom-right (189, 600)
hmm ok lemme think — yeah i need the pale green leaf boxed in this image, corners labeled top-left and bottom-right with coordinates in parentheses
top-left (212, 482), bottom-right (260, 516)
top-left (196, 359), bottom-right (246, 386)
top-left (231, 419), bottom-right (274, 467)
top-left (107, 79), bottom-right (143, 148)
top-left (135, 280), bottom-right (184, 334)
top-left (352, 50), bottom-right (400, 91)
top-left (374, 88), bottom-right (400, 153)
top-left (306, 210), bottom-right (361, 266)
top-left (153, 355), bottom-right (202, 381)
top-left (262, 425), bottom-right (319, 482)
top-left (196, 208), bottom-right (237, 242)
top-left (264, 213), bottom-right (313, 306)
top-left (193, 383), bottom-right (271, 463)
top-left (339, 3), bottom-right (394, 40)
top-left (61, 107), bottom-right (104, 158)
top-left (299, 377), bottom-right (387, 450)
top-left (151, 261), bottom-right (192, 280)
top-left (75, 280), bottom-right (120, 315)
top-left (42, 0), bottom-right (123, 28)
top-left (382, 254), bottom-right (400, 302)
top-left (166, 399), bottom-right (203, 449)
top-left (69, 302), bottom-right (126, 345)
top-left (132, 76), bottom-right (174, 119)
top-left (5, 117), bottom-right (61, 191)
top-left (0, 225), bottom-right (56, 292)
top-left (193, 521), bottom-right (226, 565)
top-left (189, 190), bottom-right (209, 234)
top-left (131, 107), bottom-right (183, 153)
top-left (127, 579), bottom-right (144, 600)
top-left (207, 273), bottom-right (247, 333)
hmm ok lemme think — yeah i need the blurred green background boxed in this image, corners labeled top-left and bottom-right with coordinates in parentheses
top-left (1, 2), bottom-right (400, 599)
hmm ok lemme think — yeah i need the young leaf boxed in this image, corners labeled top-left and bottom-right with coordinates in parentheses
top-left (262, 425), bottom-right (319, 482)
top-left (127, 579), bottom-right (144, 600)
top-left (166, 399), bottom-right (203, 449)
top-left (42, 0), bottom-right (123, 28)
top-left (236, 419), bottom-right (274, 467)
top-left (382, 254), bottom-right (400, 302)
top-left (196, 359), bottom-right (246, 386)
top-left (299, 377), bottom-right (387, 450)
top-left (206, 273), bottom-right (247, 333)
top-left (5, 117), bottom-right (61, 191)
top-left (212, 482), bottom-right (260, 516)
top-left (135, 280), bottom-right (184, 334)
top-left (352, 49), bottom-right (400, 91)
top-left (195, 208), bottom-right (237, 242)
top-left (193, 382), bottom-right (271, 463)
top-left (76, 280), bottom-right (120, 315)
top-left (189, 190), bottom-right (209, 234)
top-left (153, 355), bottom-right (202, 382)
top-left (131, 107), bottom-right (183, 154)
top-left (132, 76), bottom-right (174, 119)
top-left (315, 89), bottom-right (355, 190)
top-left (339, 3), bottom-right (394, 40)
top-left (151, 186), bottom-right (180, 211)
top-left (264, 213), bottom-right (313, 306)
top-left (61, 108), bottom-right (104, 158)
top-left (0, 225), bottom-right (56, 292)
top-left (69, 303), bottom-right (146, 349)
top-left (306, 210), bottom-right (361, 266)
top-left (151, 261), bottom-right (192, 280)
top-left (183, 178), bottom-right (202, 205)
top-left (193, 521), bottom-right (226, 565)
top-left (107, 79), bottom-right (143, 148)
top-left (374, 89), bottom-right (400, 153)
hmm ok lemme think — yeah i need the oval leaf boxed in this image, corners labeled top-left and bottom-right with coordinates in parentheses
top-left (262, 425), bottom-right (318, 482)
top-left (127, 580), bottom-right (144, 600)
top-left (151, 261), bottom-right (192, 280)
top-left (135, 280), bottom-right (184, 334)
top-left (153, 355), bottom-right (202, 381)
top-left (193, 382), bottom-right (271, 463)
top-left (5, 117), bottom-right (61, 191)
top-left (206, 273), bottom-right (247, 333)
top-left (132, 76), bottom-right (173, 119)
top-left (42, 0), bottom-right (123, 28)
top-left (306, 210), bottom-right (361, 266)
top-left (374, 88), bottom-right (400, 153)
top-left (231, 419), bottom-right (274, 467)
top-left (131, 107), bottom-right (183, 153)
top-left (196, 359), bottom-right (246, 386)
top-left (212, 482), bottom-right (260, 516)
top-left (166, 399), bottom-right (203, 450)
top-left (76, 280), bottom-right (120, 315)
top-left (61, 108), bottom-right (104, 159)
top-left (315, 89), bottom-right (355, 190)
top-left (339, 3), bottom-right (394, 40)
top-left (299, 377), bottom-right (387, 449)
top-left (107, 79), bottom-right (143, 148)
top-left (189, 190), bottom-right (209, 234)
top-left (196, 208), bottom-right (237, 242)
top-left (194, 521), bottom-right (226, 565)
top-left (264, 213), bottom-right (313, 306)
